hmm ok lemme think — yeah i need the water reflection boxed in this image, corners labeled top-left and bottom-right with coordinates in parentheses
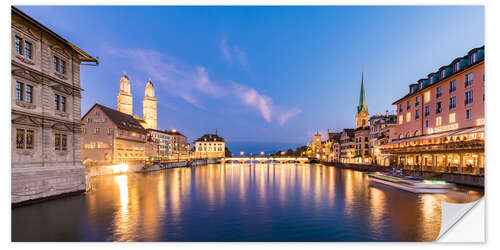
top-left (12, 164), bottom-right (483, 242)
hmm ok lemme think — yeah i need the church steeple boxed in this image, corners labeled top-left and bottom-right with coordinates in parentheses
top-left (355, 71), bottom-right (369, 128)
top-left (117, 72), bottom-right (133, 115)
top-left (357, 71), bottom-right (368, 114)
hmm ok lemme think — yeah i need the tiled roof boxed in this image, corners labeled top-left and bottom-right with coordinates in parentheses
top-left (93, 104), bottom-right (146, 133)
top-left (195, 134), bottom-right (225, 142)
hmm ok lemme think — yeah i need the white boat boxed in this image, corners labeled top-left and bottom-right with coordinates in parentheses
top-left (368, 173), bottom-right (455, 193)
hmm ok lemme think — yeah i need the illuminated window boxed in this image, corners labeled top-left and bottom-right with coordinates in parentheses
top-left (424, 91), bottom-right (430, 103)
top-left (436, 117), bottom-right (442, 126)
top-left (406, 112), bottom-right (411, 122)
top-left (398, 115), bottom-right (403, 125)
top-left (449, 113), bottom-right (456, 123)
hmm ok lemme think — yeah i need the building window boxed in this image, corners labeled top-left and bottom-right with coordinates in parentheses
top-left (449, 96), bottom-right (456, 110)
top-left (15, 129), bottom-right (34, 150)
top-left (62, 134), bottom-right (67, 150)
top-left (406, 112), bottom-right (411, 122)
top-left (466, 109), bottom-right (472, 120)
top-left (436, 102), bottom-right (442, 114)
top-left (55, 94), bottom-right (60, 110)
top-left (441, 70), bottom-right (446, 79)
top-left (454, 62), bottom-right (460, 72)
top-left (15, 36), bottom-right (22, 55)
top-left (95, 128), bottom-right (100, 134)
top-left (24, 41), bottom-right (32, 59)
top-left (425, 120), bottom-right (429, 128)
top-left (465, 90), bottom-right (473, 106)
top-left (26, 85), bottom-right (33, 103)
top-left (436, 86), bottom-right (442, 98)
top-left (436, 116), bottom-right (442, 126)
top-left (55, 133), bottom-right (67, 151)
top-left (54, 56), bottom-right (59, 72)
top-left (415, 109), bottom-right (420, 120)
top-left (465, 73), bottom-right (474, 87)
top-left (407, 100), bottom-right (411, 110)
top-left (399, 104), bottom-right (403, 113)
top-left (55, 133), bottom-right (60, 150)
top-left (60, 59), bottom-right (66, 74)
top-left (16, 129), bottom-right (25, 149)
top-left (449, 113), bottom-right (456, 123)
top-left (415, 96), bottom-right (420, 107)
top-left (449, 80), bottom-right (456, 93)
top-left (26, 130), bottom-right (34, 149)
top-left (61, 96), bottom-right (66, 112)
top-left (82, 128), bottom-right (86, 134)
top-left (424, 91), bottom-right (430, 103)
top-left (16, 82), bottom-right (23, 101)
top-left (471, 53), bottom-right (478, 64)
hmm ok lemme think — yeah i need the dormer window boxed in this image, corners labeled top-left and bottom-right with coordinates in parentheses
top-left (471, 53), bottom-right (478, 64)
top-left (454, 62), bottom-right (460, 72)
top-left (441, 70), bottom-right (446, 79)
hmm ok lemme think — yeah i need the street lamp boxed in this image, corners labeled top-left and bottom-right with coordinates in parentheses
top-left (240, 151), bottom-right (244, 156)
top-left (260, 151), bottom-right (265, 156)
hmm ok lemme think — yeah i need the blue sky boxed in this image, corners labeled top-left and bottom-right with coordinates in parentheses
top-left (17, 6), bottom-right (484, 145)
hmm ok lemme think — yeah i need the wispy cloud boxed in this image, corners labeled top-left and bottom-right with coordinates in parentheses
top-left (220, 37), bottom-right (232, 63)
top-left (278, 108), bottom-right (301, 125)
top-left (233, 45), bottom-right (250, 71)
top-left (219, 36), bottom-right (250, 71)
top-left (103, 44), bottom-right (300, 125)
top-left (233, 82), bottom-right (273, 123)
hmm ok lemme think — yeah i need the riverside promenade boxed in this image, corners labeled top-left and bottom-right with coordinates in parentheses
top-left (321, 162), bottom-right (484, 188)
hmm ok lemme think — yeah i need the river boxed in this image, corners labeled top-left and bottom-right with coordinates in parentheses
top-left (12, 163), bottom-right (483, 242)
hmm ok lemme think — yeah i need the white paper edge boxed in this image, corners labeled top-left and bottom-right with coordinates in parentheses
top-left (437, 198), bottom-right (485, 242)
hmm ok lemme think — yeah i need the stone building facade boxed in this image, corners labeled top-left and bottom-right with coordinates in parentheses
top-left (11, 7), bottom-right (98, 204)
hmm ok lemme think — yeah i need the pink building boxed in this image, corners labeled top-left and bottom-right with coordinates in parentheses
top-left (381, 46), bottom-right (484, 175)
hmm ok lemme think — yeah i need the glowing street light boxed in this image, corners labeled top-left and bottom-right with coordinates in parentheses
top-left (260, 151), bottom-right (265, 156)
top-left (240, 151), bottom-right (244, 156)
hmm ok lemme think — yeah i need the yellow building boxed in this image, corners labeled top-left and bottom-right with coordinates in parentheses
top-left (194, 133), bottom-right (226, 158)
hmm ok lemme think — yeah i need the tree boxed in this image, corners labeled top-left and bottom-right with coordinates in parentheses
top-left (225, 147), bottom-right (232, 157)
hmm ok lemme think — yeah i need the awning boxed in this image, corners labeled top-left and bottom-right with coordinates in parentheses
top-left (385, 126), bottom-right (484, 146)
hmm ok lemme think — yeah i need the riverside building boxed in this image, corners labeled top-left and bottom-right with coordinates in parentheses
top-left (11, 7), bottom-right (98, 204)
top-left (81, 104), bottom-right (147, 165)
top-left (380, 46), bottom-right (485, 175)
top-left (369, 112), bottom-right (398, 166)
top-left (194, 132), bottom-right (226, 158)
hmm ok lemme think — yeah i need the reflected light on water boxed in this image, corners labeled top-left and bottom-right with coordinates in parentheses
top-left (12, 163), bottom-right (484, 242)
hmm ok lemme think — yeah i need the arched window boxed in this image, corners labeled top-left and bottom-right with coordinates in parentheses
top-left (414, 130), bottom-right (421, 136)
top-left (406, 132), bottom-right (411, 138)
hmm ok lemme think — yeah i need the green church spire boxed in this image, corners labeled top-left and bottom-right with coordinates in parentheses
top-left (357, 71), bottom-right (368, 114)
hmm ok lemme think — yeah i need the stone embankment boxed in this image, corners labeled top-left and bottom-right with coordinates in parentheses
top-left (322, 162), bottom-right (484, 188)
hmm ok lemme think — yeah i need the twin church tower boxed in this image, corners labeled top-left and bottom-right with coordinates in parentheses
top-left (117, 73), bottom-right (158, 130)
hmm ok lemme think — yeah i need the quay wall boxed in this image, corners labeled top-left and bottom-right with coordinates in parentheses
top-left (12, 165), bottom-right (86, 206)
top-left (324, 162), bottom-right (484, 188)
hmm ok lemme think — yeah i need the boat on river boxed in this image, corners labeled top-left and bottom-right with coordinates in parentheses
top-left (368, 173), bottom-right (455, 193)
